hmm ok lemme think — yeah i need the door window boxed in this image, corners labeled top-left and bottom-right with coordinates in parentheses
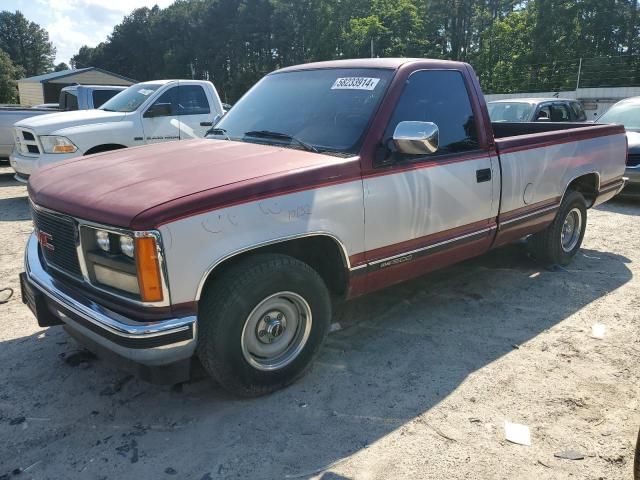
top-left (550, 103), bottom-right (571, 122)
top-left (384, 70), bottom-right (479, 159)
top-left (177, 85), bottom-right (210, 115)
top-left (537, 105), bottom-right (552, 120)
top-left (569, 102), bottom-right (587, 121)
top-left (148, 87), bottom-right (179, 116)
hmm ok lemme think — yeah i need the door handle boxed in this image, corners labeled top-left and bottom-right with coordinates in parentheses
top-left (200, 121), bottom-right (213, 127)
top-left (476, 168), bottom-right (492, 183)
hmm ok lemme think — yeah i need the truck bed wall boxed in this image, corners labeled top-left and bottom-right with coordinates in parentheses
top-left (492, 121), bottom-right (600, 139)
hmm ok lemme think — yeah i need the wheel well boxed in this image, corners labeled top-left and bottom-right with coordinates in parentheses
top-left (84, 144), bottom-right (127, 155)
top-left (566, 173), bottom-right (599, 207)
top-left (201, 236), bottom-right (349, 298)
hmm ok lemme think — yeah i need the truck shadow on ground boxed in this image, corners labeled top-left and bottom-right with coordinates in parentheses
top-left (0, 243), bottom-right (633, 479)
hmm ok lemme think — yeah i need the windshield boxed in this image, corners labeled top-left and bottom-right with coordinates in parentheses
top-left (487, 102), bottom-right (535, 122)
top-left (99, 83), bottom-right (162, 113)
top-left (598, 102), bottom-right (640, 131)
top-left (213, 68), bottom-right (395, 153)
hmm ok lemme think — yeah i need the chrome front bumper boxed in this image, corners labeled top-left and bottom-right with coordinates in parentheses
top-left (23, 233), bottom-right (197, 369)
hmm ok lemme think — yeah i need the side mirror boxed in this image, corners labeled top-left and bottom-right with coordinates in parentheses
top-left (144, 102), bottom-right (172, 118)
top-left (393, 121), bottom-right (439, 155)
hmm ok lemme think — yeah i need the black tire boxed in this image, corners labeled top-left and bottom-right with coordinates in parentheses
top-left (197, 253), bottom-right (331, 397)
top-left (527, 190), bottom-right (587, 266)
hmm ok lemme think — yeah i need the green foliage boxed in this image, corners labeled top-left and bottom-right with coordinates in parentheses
top-left (54, 62), bottom-right (69, 72)
top-left (0, 48), bottom-right (23, 103)
top-left (0, 11), bottom-right (56, 77)
top-left (67, 0), bottom-right (640, 99)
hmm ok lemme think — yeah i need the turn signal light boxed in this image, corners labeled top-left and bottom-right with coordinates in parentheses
top-left (52, 145), bottom-right (76, 153)
top-left (135, 236), bottom-right (163, 302)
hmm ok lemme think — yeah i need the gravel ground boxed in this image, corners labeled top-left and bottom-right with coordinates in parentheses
top-left (0, 163), bottom-right (638, 480)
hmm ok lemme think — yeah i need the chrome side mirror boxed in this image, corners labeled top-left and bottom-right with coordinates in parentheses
top-left (392, 121), bottom-right (439, 155)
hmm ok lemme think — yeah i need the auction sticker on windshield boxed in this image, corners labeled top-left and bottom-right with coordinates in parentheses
top-left (331, 77), bottom-right (380, 90)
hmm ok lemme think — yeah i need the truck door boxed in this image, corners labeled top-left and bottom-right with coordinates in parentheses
top-left (141, 86), bottom-right (181, 144)
top-left (362, 69), bottom-right (498, 289)
top-left (176, 84), bottom-right (215, 139)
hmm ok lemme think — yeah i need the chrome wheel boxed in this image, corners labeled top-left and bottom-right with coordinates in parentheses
top-left (241, 291), bottom-right (312, 371)
top-left (561, 207), bottom-right (582, 253)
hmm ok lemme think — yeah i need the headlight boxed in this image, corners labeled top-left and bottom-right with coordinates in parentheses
top-left (40, 135), bottom-right (78, 154)
top-left (119, 235), bottom-right (135, 258)
top-left (95, 230), bottom-right (110, 252)
top-left (81, 227), bottom-right (164, 303)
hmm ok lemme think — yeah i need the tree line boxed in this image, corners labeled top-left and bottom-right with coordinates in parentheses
top-left (1, 1), bottom-right (639, 104)
top-left (0, 11), bottom-right (59, 103)
top-left (69, 0), bottom-right (640, 102)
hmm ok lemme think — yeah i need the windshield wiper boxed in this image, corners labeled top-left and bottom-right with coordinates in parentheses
top-left (244, 130), bottom-right (318, 153)
top-left (101, 108), bottom-right (115, 112)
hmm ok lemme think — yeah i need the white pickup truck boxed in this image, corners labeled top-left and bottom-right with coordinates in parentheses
top-left (10, 79), bottom-right (223, 181)
top-left (21, 59), bottom-right (626, 396)
top-left (0, 85), bottom-right (125, 160)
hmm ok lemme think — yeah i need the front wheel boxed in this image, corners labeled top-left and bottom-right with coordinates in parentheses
top-left (527, 190), bottom-right (587, 266)
top-left (197, 254), bottom-right (331, 397)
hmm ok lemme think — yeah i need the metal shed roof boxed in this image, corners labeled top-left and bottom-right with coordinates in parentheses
top-left (20, 67), bottom-right (136, 84)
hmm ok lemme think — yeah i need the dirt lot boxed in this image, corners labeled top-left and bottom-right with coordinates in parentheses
top-left (0, 163), bottom-right (638, 480)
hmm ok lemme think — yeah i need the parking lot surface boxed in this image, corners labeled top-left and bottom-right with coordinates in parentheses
top-left (0, 164), bottom-right (638, 479)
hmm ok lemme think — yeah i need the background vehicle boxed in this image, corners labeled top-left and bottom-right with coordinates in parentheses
top-left (488, 98), bottom-right (587, 122)
top-left (22, 58), bottom-right (626, 396)
top-left (0, 85), bottom-right (126, 161)
top-left (597, 96), bottom-right (640, 196)
top-left (58, 85), bottom-right (126, 112)
top-left (10, 79), bottom-right (223, 181)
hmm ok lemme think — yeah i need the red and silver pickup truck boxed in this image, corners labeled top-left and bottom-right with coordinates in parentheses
top-left (21, 58), bottom-right (626, 396)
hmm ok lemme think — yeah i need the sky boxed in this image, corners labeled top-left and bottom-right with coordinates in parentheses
top-left (3, 0), bottom-right (175, 65)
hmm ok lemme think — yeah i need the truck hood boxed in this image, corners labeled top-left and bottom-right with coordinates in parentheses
top-left (28, 139), bottom-right (360, 230)
top-left (15, 109), bottom-right (125, 134)
top-left (626, 130), bottom-right (640, 153)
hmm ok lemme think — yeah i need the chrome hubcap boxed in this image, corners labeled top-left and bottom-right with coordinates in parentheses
top-left (241, 292), bottom-right (312, 371)
top-left (561, 207), bottom-right (582, 253)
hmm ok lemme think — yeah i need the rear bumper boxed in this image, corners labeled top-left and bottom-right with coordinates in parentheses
top-left (22, 233), bottom-right (197, 383)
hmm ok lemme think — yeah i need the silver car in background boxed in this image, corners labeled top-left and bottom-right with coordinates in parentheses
top-left (598, 97), bottom-right (640, 196)
top-left (488, 98), bottom-right (587, 123)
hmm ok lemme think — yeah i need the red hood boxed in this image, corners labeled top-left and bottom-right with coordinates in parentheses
top-left (28, 139), bottom-right (361, 229)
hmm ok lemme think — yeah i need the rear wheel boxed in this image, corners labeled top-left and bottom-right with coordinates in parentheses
top-left (527, 190), bottom-right (587, 266)
top-left (197, 254), bottom-right (331, 397)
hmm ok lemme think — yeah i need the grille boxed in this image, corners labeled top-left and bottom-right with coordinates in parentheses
top-left (627, 153), bottom-right (640, 167)
top-left (16, 128), bottom-right (40, 155)
top-left (31, 206), bottom-right (82, 277)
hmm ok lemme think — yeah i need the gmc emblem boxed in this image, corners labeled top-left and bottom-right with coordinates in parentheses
top-left (36, 229), bottom-right (55, 251)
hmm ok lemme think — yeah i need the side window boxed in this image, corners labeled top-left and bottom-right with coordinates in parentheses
top-left (92, 90), bottom-right (119, 108)
top-left (60, 92), bottom-right (79, 111)
top-left (177, 85), bottom-right (210, 115)
top-left (570, 102), bottom-right (587, 121)
top-left (149, 87), bottom-right (178, 116)
top-left (384, 70), bottom-right (479, 158)
top-left (550, 103), bottom-right (570, 122)
top-left (537, 105), bottom-right (551, 120)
